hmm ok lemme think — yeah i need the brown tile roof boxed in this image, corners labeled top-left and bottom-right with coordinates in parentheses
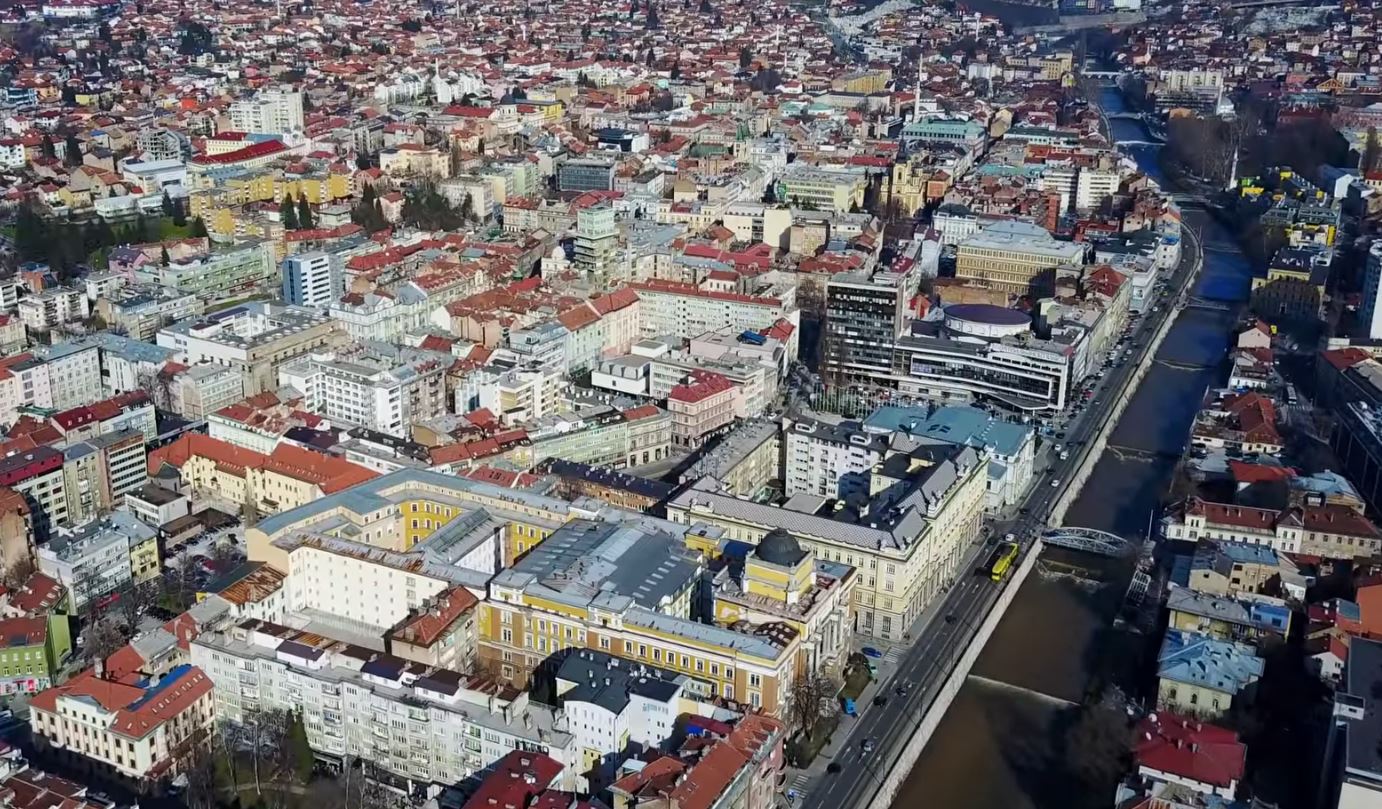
top-left (388, 586), bottom-right (479, 648)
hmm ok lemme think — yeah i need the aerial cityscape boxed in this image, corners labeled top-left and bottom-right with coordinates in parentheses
top-left (0, 0), bottom-right (1372, 807)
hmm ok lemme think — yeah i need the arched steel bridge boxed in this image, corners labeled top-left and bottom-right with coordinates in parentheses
top-left (1041, 527), bottom-right (1134, 557)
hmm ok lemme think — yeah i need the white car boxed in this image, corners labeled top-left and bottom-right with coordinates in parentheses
top-left (1051, 479), bottom-right (1061, 488)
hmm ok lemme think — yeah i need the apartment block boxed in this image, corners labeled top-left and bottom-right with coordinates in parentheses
top-left (667, 371), bottom-right (737, 449)
top-left (17, 288), bottom-right (88, 333)
top-left (0, 615), bottom-right (70, 695)
top-left (37, 512), bottom-right (159, 613)
top-left (0, 447), bottom-right (68, 542)
top-left (191, 620), bottom-right (580, 792)
top-left (628, 280), bottom-right (797, 344)
top-left (823, 267), bottom-right (914, 388)
top-left (784, 414), bottom-right (888, 502)
top-left (61, 430), bottom-right (148, 526)
top-left (278, 347), bottom-right (449, 438)
top-left (281, 251), bottom-right (340, 309)
top-left (165, 363), bottom-right (244, 420)
top-left (33, 342), bottom-right (104, 412)
top-left (96, 285), bottom-right (205, 342)
top-left (229, 89), bottom-right (305, 135)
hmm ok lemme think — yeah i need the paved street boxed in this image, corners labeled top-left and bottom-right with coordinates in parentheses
top-left (789, 220), bottom-right (1206, 809)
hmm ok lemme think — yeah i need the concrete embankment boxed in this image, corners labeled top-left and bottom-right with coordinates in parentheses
top-left (862, 539), bottom-right (1044, 809)
top-left (1047, 224), bottom-right (1205, 526)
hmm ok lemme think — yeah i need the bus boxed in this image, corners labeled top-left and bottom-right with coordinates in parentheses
top-left (986, 541), bottom-right (1020, 582)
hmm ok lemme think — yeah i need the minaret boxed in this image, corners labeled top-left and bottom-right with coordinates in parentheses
top-left (1226, 142), bottom-right (1239, 192)
top-left (913, 51), bottom-right (922, 120)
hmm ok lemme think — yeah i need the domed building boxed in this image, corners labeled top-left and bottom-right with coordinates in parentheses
top-left (754, 528), bottom-right (808, 568)
top-left (742, 528), bottom-right (814, 608)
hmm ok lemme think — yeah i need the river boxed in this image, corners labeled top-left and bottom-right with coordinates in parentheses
top-left (887, 90), bottom-right (1256, 809)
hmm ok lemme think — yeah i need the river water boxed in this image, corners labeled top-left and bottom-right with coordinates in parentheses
top-left (888, 91), bottom-right (1256, 809)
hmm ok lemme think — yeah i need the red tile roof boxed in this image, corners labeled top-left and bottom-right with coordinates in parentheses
top-left (1227, 460), bottom-right (1294, 484)
top-left (461, 751), bottom-right (564, 809)
top-left (1133, 712), bottom-right (1244, 788)
top-left (7, 571), bottom-right (61, 616)
top-left (669, 370), bottom-right (735, 404)
top-left (52, 390), bottom-right (149, 433)
top-left (190, 139), bottom-right (287, 165)
top-left (669, 741), bottom-right (748, 809)
top-left (389, 586), bottom-right (479, 648)
top-left (262, 444), bottom-right (378, 493)
top-left (1321, 346), bottom-right (1370, 372)
top-left (147, 433), bottom-right (268, 477)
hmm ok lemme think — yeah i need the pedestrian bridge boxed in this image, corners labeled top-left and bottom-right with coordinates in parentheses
top-left (1041, 527), bottom-right (1134, 557)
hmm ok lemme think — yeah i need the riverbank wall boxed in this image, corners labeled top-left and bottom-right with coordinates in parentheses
top-left (861, 538), bottom-right (1046, 809)
top-left (1047, 223), bottom-right (1206, 526)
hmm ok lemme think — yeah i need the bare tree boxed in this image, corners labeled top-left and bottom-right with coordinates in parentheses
top-left (1, 556), bottom-right (36, 589)
top-left (179, 743), bottom-right (219, 809)
top-left (788, 669), bottom-right (840, 738)
top-left (211, 536), bottom-right (244, 571)
top-left (160, 563), bottom-right (198, 613)
top-left (83, 617), bottom-right (127, 665)
top-left (115, 579), bottom-right (157, 634)
top-left (1065, 691), bottom-right (1130, 795)
top-left (226, 707), bottom-right (291, 797)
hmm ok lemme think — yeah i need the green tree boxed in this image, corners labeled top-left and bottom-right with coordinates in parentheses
top-left (63, 132), bottom-right (81, 166)
top-left (287, 710), bottom-right (314, 783)
top-left (280, 192), bottom-right (299, 230)
top-left (160, 245), bottom-right (170, 265)
top-left (161, 190), bottom-right (175, 217)
top-left (739, 46), bottom-right (753, 70)
top-left (400, 178), bottom-right (468, 231)
top-left (190, 216), bottom-right (208, 238)
top-left (296, 194), bottom-right (313, 230)
top-left (1364, 126), bottom-right (1381, 174)
top-left (13, 201), bottom-right (48, 262)
top-left (459, 192), bottom-right (475, 222)
top-left (645, 3), bottom-right (660, 28)
top-left (39, 134), bottom-right (54, 161)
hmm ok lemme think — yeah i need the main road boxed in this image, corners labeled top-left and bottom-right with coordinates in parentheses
top-left (796, 216), bottom-right (1206, 809)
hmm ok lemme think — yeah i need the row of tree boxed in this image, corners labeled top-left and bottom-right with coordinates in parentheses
top-left (279, 193), bottom-right (316, 231)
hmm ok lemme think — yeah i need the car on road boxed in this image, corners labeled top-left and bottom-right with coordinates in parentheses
top-left (1051, 478), bottom-right (1061, 488)
top-left (860, 647), bottom-right (883, 659)
top-left (827, 762), bottom-right (842, 774)
top-left (872, 695), bottom-right (888, 707)
top-left (862, 738), bottom-right (876, 753)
